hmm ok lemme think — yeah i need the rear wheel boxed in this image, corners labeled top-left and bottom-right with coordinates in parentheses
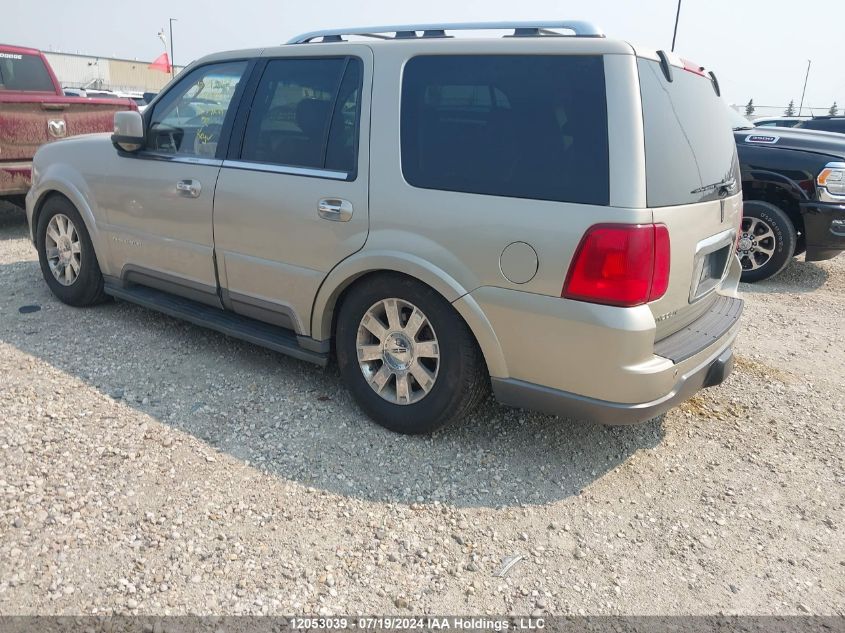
top-left (336, 274), bottom-right (488, 434)
top-left (737, 200), bottom-right (796, 282)
top-left (36, 195), bottom-right (106, 306)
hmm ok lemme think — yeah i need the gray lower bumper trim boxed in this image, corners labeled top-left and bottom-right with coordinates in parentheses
top-left (654, 295), bottom-right (743, 363)
top-left (492, 345), bottom-right (735, 425)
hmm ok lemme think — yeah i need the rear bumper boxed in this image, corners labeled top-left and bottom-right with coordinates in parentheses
top-left (459, 256), bottom-right (743, 424)
top-left (800, 201), bottom-right (845, 262)
top-left (0, 161), bottom-right (33, 197)
top-left (492, 339), bottom-right (736, 425)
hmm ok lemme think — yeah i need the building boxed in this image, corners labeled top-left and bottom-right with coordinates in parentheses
top-left (43, 51), bottom-right (183, 94)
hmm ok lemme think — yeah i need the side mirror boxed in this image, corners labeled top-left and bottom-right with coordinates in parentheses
top-left (142, 92), bottom-right (157, 104)
top-left (112, 111), bottom-right (144, 152)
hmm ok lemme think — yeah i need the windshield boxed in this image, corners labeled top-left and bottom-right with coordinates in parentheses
top-left (727, 108), bottom-right (754, 130)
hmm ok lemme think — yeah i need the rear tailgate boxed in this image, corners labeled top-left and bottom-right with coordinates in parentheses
top-left (651, 194), bottom-right (741, 340)
top-left (636, 55), bottom-right (742, 341)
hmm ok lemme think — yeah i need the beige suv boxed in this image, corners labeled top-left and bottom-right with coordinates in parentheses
top-left (26, 22), bottom-right (743, 434)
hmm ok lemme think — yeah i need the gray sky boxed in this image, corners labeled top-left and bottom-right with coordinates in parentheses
top-left (3, 0), bottom-right (842, 114)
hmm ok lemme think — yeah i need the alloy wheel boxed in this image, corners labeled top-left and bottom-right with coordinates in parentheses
top-left (356, 298), bottom-right (440, 405)
top-left (737, 216), bottom-right (777, 271)
top-left (45, 213), bottom-right (82, 286)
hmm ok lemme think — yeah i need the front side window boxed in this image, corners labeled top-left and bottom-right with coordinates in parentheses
top-left (401, 55), bottom-right (610, 205)
top-left (240, 57), bottom-right (363, 173)
top-left (147, 61), bottom-right (247, 157)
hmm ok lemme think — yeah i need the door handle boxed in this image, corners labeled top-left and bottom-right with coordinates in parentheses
top-left (318, 198), bottom-right (353, 222)
top-left (176, 179), bottom-right (202, 198)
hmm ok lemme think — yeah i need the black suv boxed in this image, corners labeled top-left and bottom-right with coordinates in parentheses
top-left (795, 116), bottom-right (845, 135)
top-left (730, 110), bottom-right (845, 281)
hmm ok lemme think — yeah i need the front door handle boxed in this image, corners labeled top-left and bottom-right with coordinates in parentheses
top-left (318, 198), bottom-right (353, 222)
top-left (176, 179), bottom-right (202, 198)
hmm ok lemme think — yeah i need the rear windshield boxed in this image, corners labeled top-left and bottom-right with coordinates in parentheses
top-left (0, 52), bottom-right (55, 92)
top-left (797, 119), bottom-right (845, 133)
top-left (401, 55), bottom-right (609, 206)
top-left (638, 59), bottom-right (739, 207)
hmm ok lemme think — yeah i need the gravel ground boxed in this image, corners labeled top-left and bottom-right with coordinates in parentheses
top-left (0, 200), bottom-right (842, 616)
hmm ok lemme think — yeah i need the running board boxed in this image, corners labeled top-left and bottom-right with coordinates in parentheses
top-left (104, 283), bottom-right (329, 366)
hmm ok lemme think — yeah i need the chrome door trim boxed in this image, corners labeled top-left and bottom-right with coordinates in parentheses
top-left (222, 160), bottom-right (349, 181)
top-left (318, 198), bottom-right (354, 221)
top-left (176, 179), bottom-right (202, 198)
top-left (689, 228), bottom-right (736, 303)
top-left (129, 152), bottom-right (224, 167)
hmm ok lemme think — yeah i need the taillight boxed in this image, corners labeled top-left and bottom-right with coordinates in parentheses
top-left (651, 225), bottom-right (671, 299)
top-left (562, 224), bottom-right (671, 307)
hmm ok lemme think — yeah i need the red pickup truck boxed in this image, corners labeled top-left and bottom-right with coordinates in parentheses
top-left (0, 44), bottom-right (137, 204)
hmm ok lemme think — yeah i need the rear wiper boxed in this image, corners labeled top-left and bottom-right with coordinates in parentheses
top-left (691, 176), bottom-right (737, 195)
top-left (733, 126), bottom-right (753, 131)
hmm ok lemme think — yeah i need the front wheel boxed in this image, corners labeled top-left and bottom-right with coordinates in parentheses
top-left (36, 195), bottom-right (106, 306)
top-left (737, 200), bottom-right (797, 283)
top-left (336, 274), bottom-right (488, 434)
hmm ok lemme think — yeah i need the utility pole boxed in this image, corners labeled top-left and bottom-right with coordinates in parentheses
top-left (671, 0), bottom-right (682, 52)
top-left (798, 60), bottom-right (811, 116)
top-left (169, 18), bottom-right (177, 77)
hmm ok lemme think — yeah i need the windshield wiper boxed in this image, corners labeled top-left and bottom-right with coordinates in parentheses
top-left (691, 176), bottom-right (737, 195)
top-left (733, 126), bottom-right (753, 131)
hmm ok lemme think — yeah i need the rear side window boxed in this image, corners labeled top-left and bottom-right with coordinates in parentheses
top-left (638, 59), bottom-right (739, 207)
top-left (0, 53), bottom-right (55, 92)
top-left (401, 55), bottom-right (609, 205)
top-left (240, 57), bottom-right (363, 174)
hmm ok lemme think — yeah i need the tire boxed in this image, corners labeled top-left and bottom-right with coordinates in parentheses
top-left (36, 194), bottom-right (107, 306)
top-left (336, 274), bottom-right (488, 434)
top-left (737, 200), bottom-right (797, 283)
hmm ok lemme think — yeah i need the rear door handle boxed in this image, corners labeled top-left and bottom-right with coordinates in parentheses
top-left (176, 179), bottom-right (201, 198)
top-left (318, 198), bottom-right (353, 222)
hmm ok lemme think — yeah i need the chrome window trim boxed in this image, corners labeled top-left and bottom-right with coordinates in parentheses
top-left (222, 160), bottom-right (349, 180)
top-left (133, 152), bottom-right (224, 167)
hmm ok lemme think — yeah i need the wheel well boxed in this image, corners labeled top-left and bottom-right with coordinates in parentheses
top-left (31, 190), bottom-right (69, 241)
top-left (329, 270), bottom-right (439, 340)
top-left (742, 182), bottom-right (804, 238)
top-left (326, 270), bottom-right (488, 369)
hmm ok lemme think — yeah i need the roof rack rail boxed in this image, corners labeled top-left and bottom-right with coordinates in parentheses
top-left (287, 21), bottom-right (605, 44)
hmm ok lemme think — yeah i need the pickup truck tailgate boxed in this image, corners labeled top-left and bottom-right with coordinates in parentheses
top-left (0, 98), bottom-right (128, 161)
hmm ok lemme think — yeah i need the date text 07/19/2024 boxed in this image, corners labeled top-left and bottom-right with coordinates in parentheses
top-left (289, 617), bottom-right (546, 630)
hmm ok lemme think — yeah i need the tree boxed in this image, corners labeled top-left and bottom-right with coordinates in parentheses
top-left (784, 100), bottom-right (796, 116)
top-left (830, 102), bottom-right (839, 116)
top-left (745, 99), bottom-right (756, 116)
